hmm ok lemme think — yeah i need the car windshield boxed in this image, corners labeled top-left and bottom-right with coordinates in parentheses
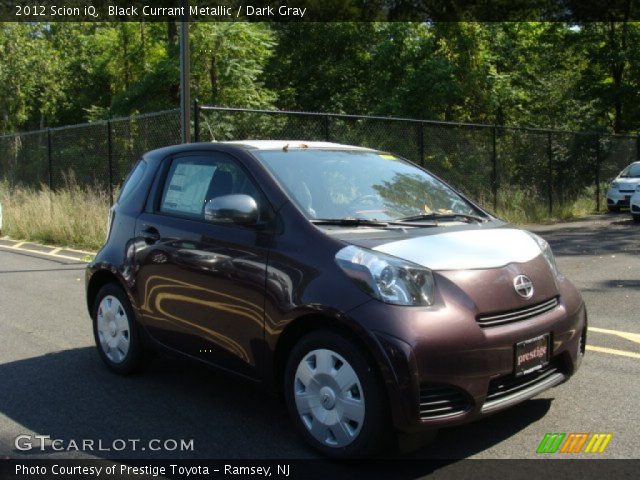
top-left (620, 164), bottom-right (640, 178)
top-left (254, 149), bottom-right (480, 221)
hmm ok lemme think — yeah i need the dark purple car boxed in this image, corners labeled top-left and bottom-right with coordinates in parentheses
top-left (86, 141), bottom-right (586, 458)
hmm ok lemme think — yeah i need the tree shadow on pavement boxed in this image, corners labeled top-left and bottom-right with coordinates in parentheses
top-left (532, 222), bottom-right (640, 256)
top-left (1, 347), bottom-right (550, 467)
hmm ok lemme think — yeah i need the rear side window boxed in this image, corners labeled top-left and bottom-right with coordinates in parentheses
top-left (159, 154), bottom-right (259, 220)
top-left (118, 160), bottom-right (147, 203)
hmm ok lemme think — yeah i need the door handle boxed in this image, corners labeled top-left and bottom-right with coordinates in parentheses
top-left (141, 225), bottom-right (160, 243)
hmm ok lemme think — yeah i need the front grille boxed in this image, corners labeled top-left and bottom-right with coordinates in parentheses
top-left (486, 362), bottom-right (559, 403)
top-left (419, 384), bottom-right (470, 420)
top-left (619, 189), bottom-right (635, 193)
top-left (476, 297), bottom-right (559, 328)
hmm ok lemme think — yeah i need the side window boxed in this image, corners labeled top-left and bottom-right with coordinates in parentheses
top-left (159, 154), bottom-right (260, 220)
top-left (118, 160), bottom-right (147, 203)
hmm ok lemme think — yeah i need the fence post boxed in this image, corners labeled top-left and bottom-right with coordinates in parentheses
top-left (417, 122), bottom-right (425, 166)
top-left (47, 128), bottom-right (53, 191)
top-left (492, 126), bottom-right (498, 211)
top-left (193, 99), bottom-right (200, 143)
top-left (46, 128), bottom-right (53, 215)
top-left (323, 115), bottom-right (330, 141)
top-left (107, 121), bottom-right (114, 206)
top-left (637, 134), bottom-right (640, 161)
top-left (547, 131), bottom-right (553, 217)
top-left (595, 135), bottom-right (601, 212)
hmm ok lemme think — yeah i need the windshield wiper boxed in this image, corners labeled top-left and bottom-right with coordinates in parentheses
top-left (311, 218), bottom-right (389, 227)
top-left (393, 213), bottom-right (486, 224)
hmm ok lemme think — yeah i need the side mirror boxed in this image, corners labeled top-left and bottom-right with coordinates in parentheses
top-left (204, 194), bottom-right (259, 225)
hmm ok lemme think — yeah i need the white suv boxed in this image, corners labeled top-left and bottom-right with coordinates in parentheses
top-left (606, 161), bottom-right (640, 214)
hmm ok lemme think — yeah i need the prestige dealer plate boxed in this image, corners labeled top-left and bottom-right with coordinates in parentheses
top-left (515, 333), bottom-right (550, 377)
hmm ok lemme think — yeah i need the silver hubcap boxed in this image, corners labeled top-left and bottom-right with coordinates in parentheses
top-left (96, 295), bottom-right (130, 364)
top-left (294, 349), bottom-right (365, 448)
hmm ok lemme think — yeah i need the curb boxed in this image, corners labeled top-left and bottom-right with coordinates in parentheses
top-left (0, 237), bottom-right (96, 262)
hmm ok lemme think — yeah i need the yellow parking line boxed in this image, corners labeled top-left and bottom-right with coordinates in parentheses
top-left (586, 345), bottom-right (640, 359)
top-left (589, 326), bottom-right (640, 345)
top-left (0, 244), bottom-right (86, 262)
top-left (0, 237), bottom-right (94, 256)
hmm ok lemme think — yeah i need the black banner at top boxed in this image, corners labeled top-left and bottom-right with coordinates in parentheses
top-left (0, 0), bottom-right (639, 22)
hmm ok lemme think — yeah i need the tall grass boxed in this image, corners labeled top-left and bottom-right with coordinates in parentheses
top-left (0, 181), bottom-right (603, 252)
top-left (493, 186), bottom-right (601, 224)
top-left (0, 177), bottom-right (110, 251)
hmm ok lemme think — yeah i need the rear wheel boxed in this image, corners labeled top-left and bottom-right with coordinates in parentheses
top-left (633, 214), bottom-right (640, 223)
top-left (92, 283), bottom-right (143, 374)
top-left (284, 330), bottom-right (391, 458)
top-left (607, 205), bottom-right (620, 213)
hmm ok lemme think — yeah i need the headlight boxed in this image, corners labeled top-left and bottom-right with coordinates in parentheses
top-left (335, 245), bottom-right (435, 306)
top-left (610, 182), bottom-right (619, 190)
top-left (527, 232), bottom-right (559, 276)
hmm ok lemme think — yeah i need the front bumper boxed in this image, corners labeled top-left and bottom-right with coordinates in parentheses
top-left (351, 277), bottom-right (586, 433)
top-left (606, 188), bottom-right (634, 207)
top-left (630, 192), bottom-right (640, 214)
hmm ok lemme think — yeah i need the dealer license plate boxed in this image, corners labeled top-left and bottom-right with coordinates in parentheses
top-left (515, 333), bottom-right (550, 377)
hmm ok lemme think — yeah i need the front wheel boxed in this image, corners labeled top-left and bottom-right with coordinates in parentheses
top-left (284, 330), bottom-right (391, 458)
top-left (633, 213), bottom-right (640, 223)
top-left (92, 283), bottom-right (143, 374)
top-left (607, 205), bottom-right (620, 213)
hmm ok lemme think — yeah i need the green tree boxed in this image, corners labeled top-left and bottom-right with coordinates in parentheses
top-left (190, 23), bottom-right (276, 108)
top-left (571, 22), bottom-right (640, 133)
top-left (0, 23), bottom-right (65, 131)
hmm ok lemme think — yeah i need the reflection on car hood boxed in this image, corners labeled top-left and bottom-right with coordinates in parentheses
top-left (372, 228), bottom-right (542, 271)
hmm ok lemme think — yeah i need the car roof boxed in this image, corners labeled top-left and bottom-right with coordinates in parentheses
top-left (219, 140), bottom-right (376, 151)
top-left (141, 141), bottom-right (379, 165)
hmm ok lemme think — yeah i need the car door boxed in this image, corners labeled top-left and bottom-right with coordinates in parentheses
top-left (133, 150), bottom-right (271, 379)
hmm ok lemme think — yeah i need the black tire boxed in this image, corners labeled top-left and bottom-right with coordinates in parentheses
top-left (284, 329), bottom-right (392, 458)
top-left (633, 214), bottom-right (640, 223)
top-left (92, 283), bottom-right (143, 374)
top-left (607, 205), bottom-right (620, 213)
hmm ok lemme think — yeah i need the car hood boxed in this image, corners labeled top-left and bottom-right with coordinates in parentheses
top-left (613, 178), bottom-right (640, 189)
top-left (333, 226), bottom-right (544, 271)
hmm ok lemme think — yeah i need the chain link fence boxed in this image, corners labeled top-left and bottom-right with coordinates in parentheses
top-left (198, 105), bottom-right (639, 215)
top-left (0, 109), bottom-right (182, 203)
top-left (1, 104), bottom-right (638, 216)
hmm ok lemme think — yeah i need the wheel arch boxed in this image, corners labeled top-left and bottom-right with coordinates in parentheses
top-left (272, 313), bottom-right (390, 397)
top-left (86, 268), bottom-right (128, 317)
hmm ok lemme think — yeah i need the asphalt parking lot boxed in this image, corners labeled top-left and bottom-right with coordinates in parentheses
top-left (0, 213), bottom-right (638, 461)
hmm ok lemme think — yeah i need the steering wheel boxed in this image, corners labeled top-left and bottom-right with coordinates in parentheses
top-left (349, 193), bottom-right (380, 207)
top-left (349, 194), bottom-right (384, 213)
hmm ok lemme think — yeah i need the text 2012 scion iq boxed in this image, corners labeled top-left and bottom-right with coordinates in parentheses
top-left (86, 141), bottom-right (586, 458)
